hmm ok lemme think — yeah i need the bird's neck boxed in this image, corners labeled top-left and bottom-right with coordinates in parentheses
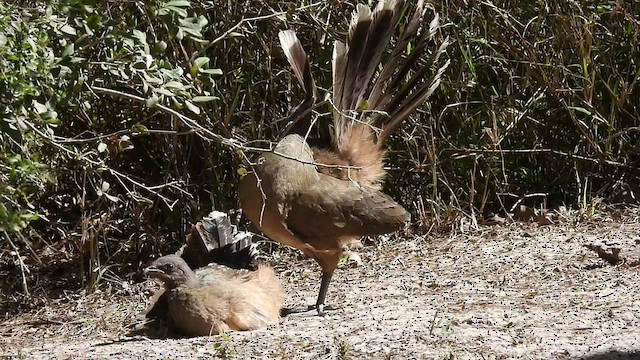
top-left (183, 270), bottom-right (198, 285)
top-left (168, 269), bottom-right (199, 289)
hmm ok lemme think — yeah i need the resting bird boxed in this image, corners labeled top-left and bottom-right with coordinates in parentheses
top-left (239, 0), bottom-right (449, 314)
top-left (144, 255), bottom-right (284, 336)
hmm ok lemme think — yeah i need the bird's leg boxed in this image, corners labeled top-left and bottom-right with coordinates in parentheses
top-left (315, 271), bottom-right (333, 316)
top-left (283, 272), bottom-right (337, 317)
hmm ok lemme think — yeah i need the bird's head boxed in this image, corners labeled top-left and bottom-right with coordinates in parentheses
top-left (143, 255), bottom-right (197, 289)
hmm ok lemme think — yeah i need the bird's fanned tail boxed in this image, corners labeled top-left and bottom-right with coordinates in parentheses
top-left (325, 0), bottom-right (450, 187)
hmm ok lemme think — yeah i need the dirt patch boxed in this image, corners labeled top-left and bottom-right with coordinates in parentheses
top-left (2, 214), bottom-right (640, 359)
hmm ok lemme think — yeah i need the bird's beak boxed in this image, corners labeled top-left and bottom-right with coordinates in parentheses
top-left (143, 265), bottom-right (164, 277)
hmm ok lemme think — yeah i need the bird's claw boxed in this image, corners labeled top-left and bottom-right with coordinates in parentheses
top-left (308, 303), bottom-right (337, 316)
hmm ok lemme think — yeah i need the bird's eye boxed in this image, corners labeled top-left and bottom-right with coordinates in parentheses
top-left (165, 264), bottom-right (174, 272)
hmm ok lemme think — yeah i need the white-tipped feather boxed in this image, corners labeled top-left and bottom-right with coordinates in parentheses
top-left (278, 31), bottom-right (304, 89)
top-left (332, 40), bottom-right (347, 142)
top-left (428, 10), bottom-right (439, 39)
top-left (341, 4), bottom-right (372, 109)
top-left (279, 30), bottom-right (316, 98)
top-left (349, 5), bottom-right (372, 43)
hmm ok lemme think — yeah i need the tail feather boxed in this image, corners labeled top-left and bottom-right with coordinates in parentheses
top-left (384, 13), bottom-right (443, 106)
top-left (376, 25), bottom-right (450, 141)
top-left (351, 0), bottom-right (398, 110)
top-left (380, 56), bottom-right (450, 141)
top-left (341, 4), bottom-right (372, 110)
top-left (368, 0), bottom-right (426, 110)
top-left (278, 30), bottom-right (317, 98)
top-left (281, 0), bottom-right (448, 186)
top-left (331, 1), bottom-right (397, 187)
top-left (388, 7), bottom-right (433, 92)
top-left (370, 7), bottom-right (449, 142)
top-left (332, 40), bottom-right (347, 135)
top-left (333, 4), bottom-right (372, 147)
top-left (278, 30), bottom-right (318, 138)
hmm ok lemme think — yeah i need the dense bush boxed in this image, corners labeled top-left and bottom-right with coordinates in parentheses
top-left (1, 0), bottom-right (638, 298)
top-left (424, 0), bottom-right (640, 218)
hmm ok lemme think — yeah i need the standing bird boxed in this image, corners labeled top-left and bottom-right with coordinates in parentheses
top-left (144, 255), bottom-right (284, 336)
top-left (239, 0), bottom-right (449, 314)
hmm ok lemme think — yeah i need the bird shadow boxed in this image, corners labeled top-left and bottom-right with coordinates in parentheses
top-left (575, 350), bottom-right (640, 360)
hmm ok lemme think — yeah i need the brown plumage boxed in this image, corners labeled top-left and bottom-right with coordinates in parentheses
top-left (239, 0), bottom-right (448, 314)
top-left (144, 255), bottom-right (284, 336)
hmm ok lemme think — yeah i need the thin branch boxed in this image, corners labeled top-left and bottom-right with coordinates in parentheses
top-left (4, 231), bottom-right (30, 297)
top-left (443, 147), bottom-right (637, 170)
top-left (190, 2), bottom-right (324, 62)
top-left (91, 86), bottom-right (262, 152)
top-left (53, 128), bottom-right (195, 144)
top-left (23, 119), bottom-right (179, 209)
top-left (92, 84), bottom-right (368, 172)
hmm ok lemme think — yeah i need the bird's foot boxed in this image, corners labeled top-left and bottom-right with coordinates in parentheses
top-left (280, 303), bottom-right (339, 317)
top-left (308, 303), bottom-right (337, 316)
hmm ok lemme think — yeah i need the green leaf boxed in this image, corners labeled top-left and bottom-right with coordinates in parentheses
top-left (567, 106), bottom-right (592, 116)
top-left (155, 41), bottom-right (167, 52)
top-left (180, 27), bottom-right (203, 39)
top-left (101, 181), bottom-right (110, 192)
top-left (57, 65), bottom-right (72, 77)
top-left (144, 75), bottom-right (163, 85)
top-left (132, 29), bottom-right (146, 42)
top-left (200, 68), bottom-right (223, 75)
top-left (197, 15), bottom-right (208, 27)
top-left (132, 60), bottom-right (147, 70)
top-left (167, 7), bottom-right (188, 18)
top-left (145, 95), bottom-right (160, 107)
top-left (119, 139), bottom-right (134, 151)
top-left (131, 124), bottom-right (149, 135)
top-left (61, 43), bottom-right (75, 57)
top-left (154, 88), bottom-right (175, 96)
top-left (104, 193), bottom-right (120, 203)
top-left (33, 101), bottom-right (48, 114)
top-left (193, 57), bottom-right (210, 68)
top-left (192, 96), bottom-right (218, 103)
top-left (60, 24), bottom-right (76, 35)
top-left (164, 81), bottom-right (185, 89)
top-left (165, 0), bottom-right (191, 7)
top-left (185, 100), bottom-right (200, 114)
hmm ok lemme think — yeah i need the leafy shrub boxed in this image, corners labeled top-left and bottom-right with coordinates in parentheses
top-left (0, 3), bottom-right (60, 233)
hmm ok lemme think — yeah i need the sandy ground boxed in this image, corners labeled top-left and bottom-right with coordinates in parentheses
top-left (1, 213), bottom-right (640, 359)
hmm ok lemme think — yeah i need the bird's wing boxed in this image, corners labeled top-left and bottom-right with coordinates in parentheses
top-left (195, 263), bottom-right (251, 285)
top-left (285, 175), bottom-right (409, 239)
top-left (145, 288), bottom-right (169, 320)
top-left (167, 285), bottom-right (230, 336)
